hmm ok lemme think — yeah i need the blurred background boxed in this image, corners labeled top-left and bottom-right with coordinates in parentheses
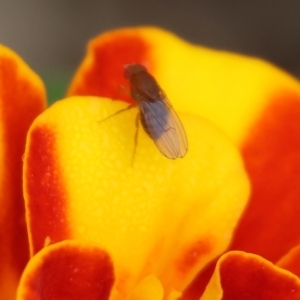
top-left (1, 0), bottom-right (300, 103)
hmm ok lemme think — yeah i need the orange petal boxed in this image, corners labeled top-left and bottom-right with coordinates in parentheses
top-left (200, 251), bottom-right (300, 300)
top-left (23, 96), bottom-right (250, 297)
top-left (16, 240), bottom-right (115, 300)
top-left (0, 44), bottom-right (46, 299)
top-left (230, 93), bottom-right (300, 261)
top-left (67, 27), bottom-right (155, 103)
top-left (184, 94), bottom-right (300, 299)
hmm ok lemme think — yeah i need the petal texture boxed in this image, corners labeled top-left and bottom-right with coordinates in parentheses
top-left (23, 96), bottom-right (249, 298)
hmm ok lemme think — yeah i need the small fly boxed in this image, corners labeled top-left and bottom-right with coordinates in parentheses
top-left (103, 63), bottom-right (188, 159)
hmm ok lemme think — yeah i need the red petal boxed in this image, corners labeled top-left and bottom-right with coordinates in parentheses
top-left (24, 125), bottom-right (71, 255)
top-left (277, 245), bottom-right (300, 278)
top-left (200, 251), bottom-right (300, 300)
top-left (0, 45), bottom-right (46, 298)
top-left (231, 91), bottom-right (300, 261)
top-left (17, 240), bottom-right (115, 300)
top-left (68, 27), bottom-right (155, 103)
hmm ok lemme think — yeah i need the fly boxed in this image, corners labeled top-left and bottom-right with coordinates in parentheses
top-left (103, 63), bottom-right (188, 159)
top-left (124, 63), bottom-right (187, 159)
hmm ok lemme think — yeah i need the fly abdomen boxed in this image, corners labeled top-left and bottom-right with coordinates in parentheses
top-left (139, 100), bottom-right (169, 140)
top-left (140, 112), bottom-right (150, 136)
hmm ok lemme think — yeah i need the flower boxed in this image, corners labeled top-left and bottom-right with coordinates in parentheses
top-left (1, 27), bottom-right (300, 299)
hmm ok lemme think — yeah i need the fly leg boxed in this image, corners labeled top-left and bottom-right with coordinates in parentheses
top-left (119, 84), bottom-right (131, 97)
top-left (131, 112), bottom-right (140, 166)
top-left (112, 84), bottom-right (130, 101)
top-left (99, 104), bottom-right (136, 123)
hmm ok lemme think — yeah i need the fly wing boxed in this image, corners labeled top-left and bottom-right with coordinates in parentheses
top-left (139, 96), bottom-right (188, 159)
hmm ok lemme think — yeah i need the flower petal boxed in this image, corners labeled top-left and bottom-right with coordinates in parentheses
top-left (201, 251), bottom-right (300, 300)
top-left (127, 275), bottom-right (163, 300)
top-left (0, 44), bottom-right (46, 299)
top-left (277, 245), bottom-right (300, 278)
top-left (16, 240), bottom-right (115, 300)
top-left (67, 27), bottom-right (155, 103)
top-left (67, 27), bottom-right (300, 296)
top-left (23, 96), bottom-right (249, 297)
top-left (231, 93), bottom-right (300, 260)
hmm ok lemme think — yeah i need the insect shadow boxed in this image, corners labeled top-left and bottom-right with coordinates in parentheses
top-left (100, 63), bottom-right (188, 164)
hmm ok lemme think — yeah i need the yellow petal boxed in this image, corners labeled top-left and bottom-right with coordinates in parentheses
top-left (24, 96), bottom-right (249, 297)
top-left (127, 275), bottom-right (163, 300)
